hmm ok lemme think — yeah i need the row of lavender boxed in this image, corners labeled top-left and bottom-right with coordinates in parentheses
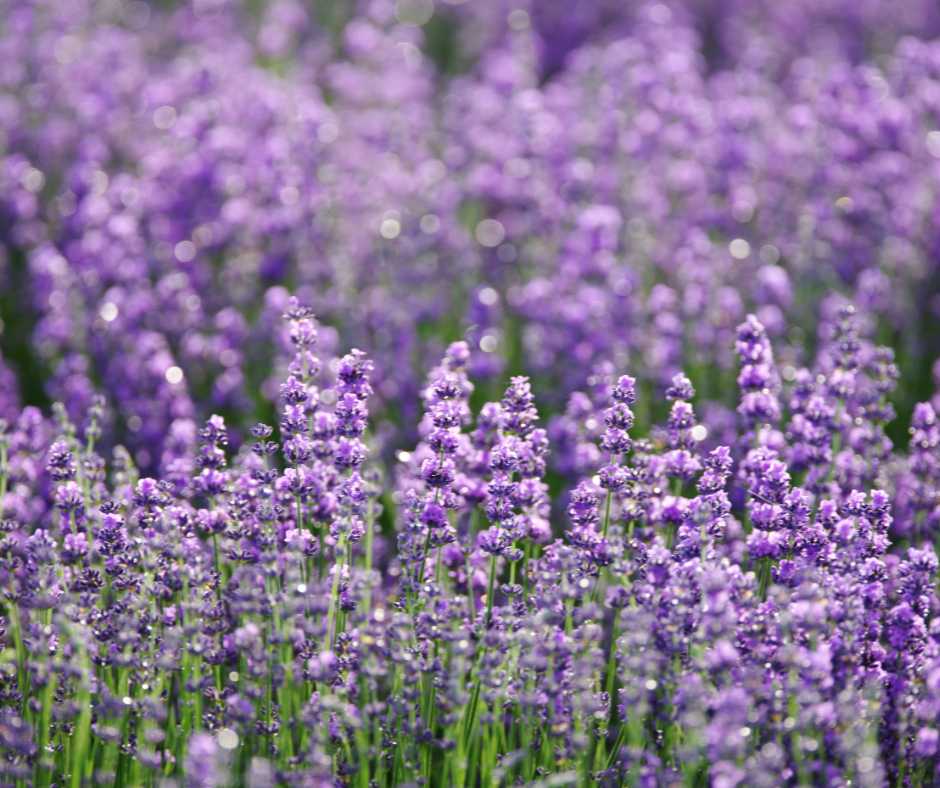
top-left (1, 299), bottom-right (938, 785)
top-left (2, 0), bottom-right (940, 785)
top-left (2, 0), bottom-right (940, 471)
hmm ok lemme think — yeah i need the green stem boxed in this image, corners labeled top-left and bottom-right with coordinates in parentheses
top-left (484, 554), bottom-right (497, 627)
top-left (325, 537), bottom-right (346, 648)
top-left (601, 490), bottom-right (613, 539)
top-left (364, 499), bottom-right (374, 610)
top-left (9, 603), bottom-right (29, 713)
top-left (33, 672), bottom-right (57, 787)
top-left (70, 645), bottom-right (92, 788)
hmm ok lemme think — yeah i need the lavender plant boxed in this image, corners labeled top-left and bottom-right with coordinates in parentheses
top-left (2, 0), bottom-right (940, 785)
top-left (1, 0), bottom-right (940, 472)
top-left (0, 305), bottom-right (938, 786)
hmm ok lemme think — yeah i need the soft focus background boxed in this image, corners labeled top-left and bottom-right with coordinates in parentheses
top-left (2, 0), bottom-right (940, 478)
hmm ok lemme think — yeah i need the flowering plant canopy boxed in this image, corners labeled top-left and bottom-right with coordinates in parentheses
top-left (2, 1), bottom-right (940, 786)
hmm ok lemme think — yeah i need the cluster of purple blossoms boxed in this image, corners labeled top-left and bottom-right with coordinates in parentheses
top-left (1, 0), bottom-right (940, 484)
top-left (2, 0), bottom-right (940, 785)
top-left (0, 305), bottom-right (935, 786)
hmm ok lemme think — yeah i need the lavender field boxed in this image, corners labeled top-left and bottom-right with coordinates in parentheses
top-left (2, 0), bottom-right (940, 785)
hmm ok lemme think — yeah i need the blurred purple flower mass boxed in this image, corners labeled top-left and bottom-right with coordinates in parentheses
top-left (2, 0), bottom-right (940, 785)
